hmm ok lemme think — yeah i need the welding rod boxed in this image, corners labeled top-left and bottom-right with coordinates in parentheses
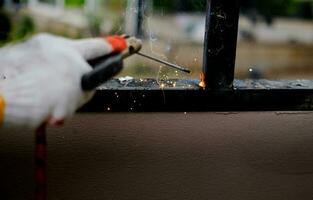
top-left (136, 52), bottom-right (191, 74)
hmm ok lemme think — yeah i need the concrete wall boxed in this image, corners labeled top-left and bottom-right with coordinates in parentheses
top-left (1, 112), bottom-right (313, 199)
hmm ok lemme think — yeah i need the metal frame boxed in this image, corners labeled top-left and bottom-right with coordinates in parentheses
top-left (80, 79), bottom-right (313, 112)
top-left (81, 0), bottom-right (313, 112)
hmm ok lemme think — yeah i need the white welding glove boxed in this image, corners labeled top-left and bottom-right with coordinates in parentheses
top-left (0, 33), bottom-right (127, 130)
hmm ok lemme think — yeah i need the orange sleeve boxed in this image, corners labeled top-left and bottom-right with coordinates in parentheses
top-left (0, 95), bottom-right (5, 126)
top-left (105, 36), bottom-right (127, 53)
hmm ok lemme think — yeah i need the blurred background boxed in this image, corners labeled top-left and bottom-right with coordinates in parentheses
top-left (0, 0), bottom-right (312, 80)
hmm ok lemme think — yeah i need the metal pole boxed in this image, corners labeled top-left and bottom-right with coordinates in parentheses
top-left (35, 124), bottom-right (47, 200)
top-left (202, 0), bottom-right (240, 90)
top-left (125, 0), bottom-right (145, 37)
top-left (136, 0), bottom-right (144, 37)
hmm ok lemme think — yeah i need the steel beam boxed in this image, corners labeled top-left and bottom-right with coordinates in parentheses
top-left (202, 0), bottom-right (240, 90)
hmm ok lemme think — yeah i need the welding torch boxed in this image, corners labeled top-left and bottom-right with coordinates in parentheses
top-left (81, 36), bottom-right (191, 91)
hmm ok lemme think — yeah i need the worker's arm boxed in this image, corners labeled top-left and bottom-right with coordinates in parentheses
top-left (0, 33), bottom-right (127, 130)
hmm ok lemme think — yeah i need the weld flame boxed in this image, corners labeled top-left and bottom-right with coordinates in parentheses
top-left (199, 73), bottom-right (206, 89)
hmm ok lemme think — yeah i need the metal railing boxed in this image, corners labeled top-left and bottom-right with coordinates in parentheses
top-left (81, 0), bottom-right (313, 112)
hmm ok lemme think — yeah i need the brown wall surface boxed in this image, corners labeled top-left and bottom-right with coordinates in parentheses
top-left (1, 112), bottom-right (313, 199)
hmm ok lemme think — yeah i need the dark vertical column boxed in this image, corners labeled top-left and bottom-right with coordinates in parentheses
top-left (202, 0), bottom-right (240, 90)
top-left (136, 0), bottom-right (144, 37)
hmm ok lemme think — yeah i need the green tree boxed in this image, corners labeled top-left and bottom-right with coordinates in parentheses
top-left (65, 0), bottom-right (84, 7)
top-left (153, 0), bottom-right (298, 17)
top-left (153, 0), bottom-right (206, 12)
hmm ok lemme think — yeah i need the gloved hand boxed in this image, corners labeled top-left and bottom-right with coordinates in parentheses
top-left (0, 33), bottom-right (127, 130)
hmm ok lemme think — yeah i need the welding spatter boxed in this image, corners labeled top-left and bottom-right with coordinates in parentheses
top-left (81, 36), bottom-right (191, 91)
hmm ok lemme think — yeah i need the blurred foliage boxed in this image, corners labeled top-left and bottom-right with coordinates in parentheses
top-left (153, 0), bottom-right (312, 20)
top-left (65, 0), bottom-right (84, 7)
top-left (14, 14), bottom-right (35, 40)
top-left (39, 0), bottom-right (55, 4)
top-left (153, 0), bottom-right (206, 12)
top-left (63, 0), bottom-right (127, 10)
top-left (105, 0), bottom-right (127, 11)
top-left (0, 11), bottom-right (35, 45)
top-left (241, 0), bottom-right (298, 23)
top-left (0, 0), bottom-right (35, 45)
top-left (0, 11), bottom-right (12, 43)
top-left (86, 13), bottom-right (101, 36)
top-left (242, 0), bottom-right (297, 16)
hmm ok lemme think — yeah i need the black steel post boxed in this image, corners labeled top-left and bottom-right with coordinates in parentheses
top-left (202, 0), bottom-right (240, 90)
top-left (136, 0), bottom-right (144, 37)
